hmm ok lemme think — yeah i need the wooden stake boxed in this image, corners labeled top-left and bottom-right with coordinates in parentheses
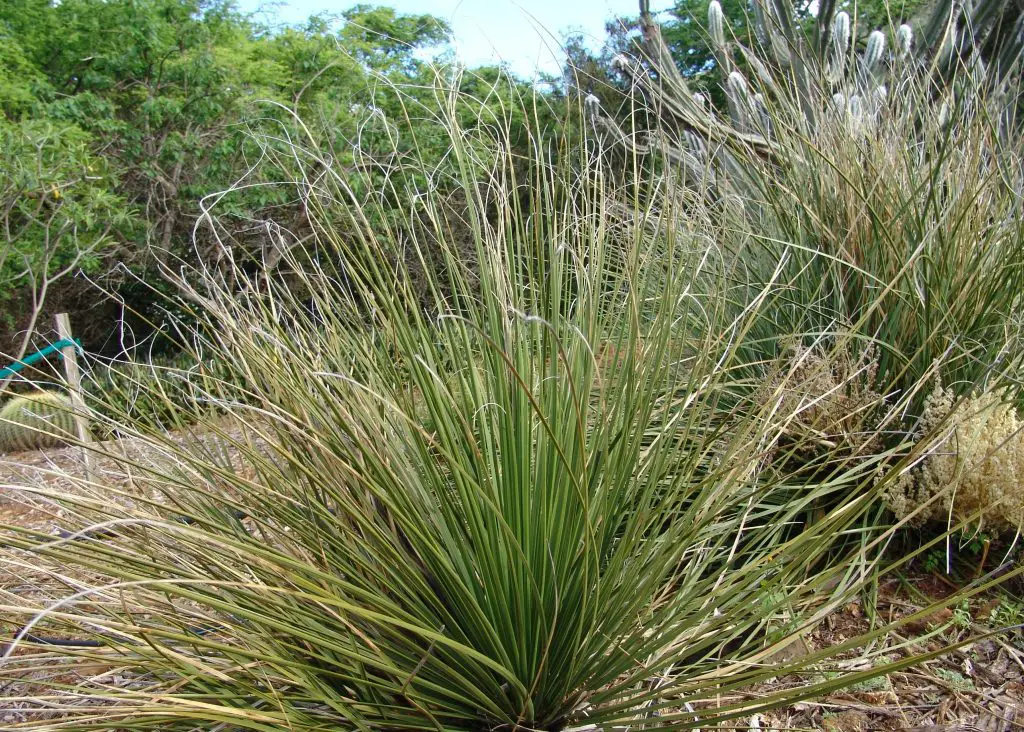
top-left (55, 313), bottom-right (95, 482)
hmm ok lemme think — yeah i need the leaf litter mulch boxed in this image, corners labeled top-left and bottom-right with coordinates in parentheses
top-left (1, 433), bottom-right (1022, 730)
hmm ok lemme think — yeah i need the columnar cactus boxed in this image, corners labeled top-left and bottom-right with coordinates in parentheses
top-left (0, 391), bottom-right (77, 453)
top-left (624, 0), bottom-right (1023, 156)
top-left (726, 70), bottom-right (752, 130)
top-left (896, 24), bottom-right (914, 57)
top-left (581, 0), bottom-right (1020, 205)
top-left (827, 11), bottom-right (851, 83)
top-left (708, 0), bottom-right (726, 53)
top-left (861, 30), bottom-right (887, 80)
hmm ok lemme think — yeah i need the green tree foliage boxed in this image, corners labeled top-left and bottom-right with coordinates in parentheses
top-left (0, 0), bottom-right (469, 352)
top-left (0, 119), bottom-right (132, 301)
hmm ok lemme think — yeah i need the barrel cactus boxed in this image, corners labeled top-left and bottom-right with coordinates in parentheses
top-left (0, 391), bottom-right (77, 453)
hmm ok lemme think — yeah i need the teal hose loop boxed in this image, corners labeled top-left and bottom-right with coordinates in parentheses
top-left (0, 338), bottom-right (83, 379)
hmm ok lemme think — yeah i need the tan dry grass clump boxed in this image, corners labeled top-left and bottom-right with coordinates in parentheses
top-left (756, 344), bottom-right (885, 468)
top-left (885, 382), bottom-right (1024, 532)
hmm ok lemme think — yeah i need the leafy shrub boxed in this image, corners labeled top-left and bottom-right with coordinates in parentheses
top-left (0, 117), bottom-right (133, 343)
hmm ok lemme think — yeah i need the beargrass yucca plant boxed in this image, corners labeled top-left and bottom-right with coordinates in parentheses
top-left (585, 0), bottom-right (1024, 531)
top-left (608, 0), bottom-right (1024, 421)
top-left (729, 80), bottom-right (1024, 415)
top-left (82, 352), bottom-right (232, 437)
top-left (1, 70), bottom-right (1014, 730)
